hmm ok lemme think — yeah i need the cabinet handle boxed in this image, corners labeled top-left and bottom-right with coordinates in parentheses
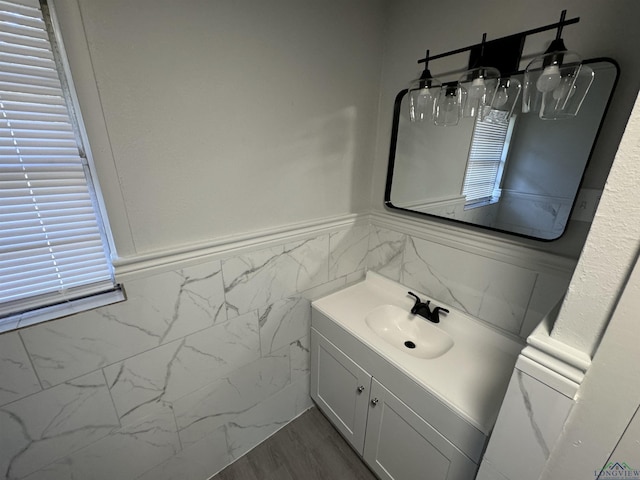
top-left (370, 398), bottom-right (379, 406)
top-left (357, 385), bottom-right (365, 393)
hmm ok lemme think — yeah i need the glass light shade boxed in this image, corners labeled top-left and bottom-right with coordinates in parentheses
top-left (408, 77), bottom-right (442, 122)
top-left (434, 85), bottom-right (464, 126)
top-left (523, 50), bottom-right (582, 115)
top-left (462, 95), bottom-right (481, 119)
top-left (490, 77), bottom-right (522, 118)
top-left (458, 67), bottom-right (500, 118)
top-left (539, 64), bottom-right (594, 119)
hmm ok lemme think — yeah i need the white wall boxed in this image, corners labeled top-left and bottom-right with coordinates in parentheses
top-left (541, 213), bottom-right (640, 478)
top-left (371, 0), bottom-right (640, 259)
top-left (0, 2), bottom-right (389, 479)
top-left (58, 0), bottom-right (386, 259)
top-left (551, 91), bottom-right (640, 355)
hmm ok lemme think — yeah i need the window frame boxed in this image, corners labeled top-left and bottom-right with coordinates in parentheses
top-left (0, 0), bottom-right (123, 333)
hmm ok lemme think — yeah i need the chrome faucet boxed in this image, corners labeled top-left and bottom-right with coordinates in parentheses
top-left (407, 292), bottom-right (449, 323)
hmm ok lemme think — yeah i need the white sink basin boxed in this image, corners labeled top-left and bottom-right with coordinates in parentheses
top-left (365, 304), bottom-right (454, 359)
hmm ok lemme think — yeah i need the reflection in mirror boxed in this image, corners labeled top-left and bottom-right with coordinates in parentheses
top-left (385, 60), bottom-right (618, 240)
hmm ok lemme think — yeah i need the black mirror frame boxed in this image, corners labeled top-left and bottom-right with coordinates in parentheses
top-left (384, 57), bottom-right (620, 242)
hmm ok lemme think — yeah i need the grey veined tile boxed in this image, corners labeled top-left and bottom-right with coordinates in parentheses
top-left (124, 259), bottom-right (228, 343)
top-left (0, 370), bottom-right (119, 480)
top-left (367, 226), bottom-right (406, 282)
top-left (258, 297), bottom-right (311, 355)
top-left (223, 235), bottom-right (329, 318)
top-left (0, 332), bottom-right (41, 406)
top-left (105, 312), bottom-right (261, 424)
top-left (293, 373), bottom-right (313, 416)
top-left (25, 408), bottom-right (181, 480)
top-left (329, 224), bottom-right (370, 280)
top-left (21, 462), bottom-right (71, 480)
top-left (290, 335), bottom-right (310, 383)
top-left (283, 235), bottom-right (330, 292)
top-left (226, 381), bottom-right (297, 460)
top-left (19, 296), bottom-right (165, 388)
top-left (401, 236), bottom-right (536, 335)
top-left (300, 277), bottom-right (347, 301)
top-left (59, 408), bottom-right (179, 480)
top-left (20, 260), bottom-right (227, 388)
top-left (174, 351), bottom-right (290, 448)
top-left (137, 425), bottom-right (230, 480)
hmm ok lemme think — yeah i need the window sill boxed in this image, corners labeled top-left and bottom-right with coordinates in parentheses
top-left (0, 287), bottom-right (126, 334)
top-left (464, 197), bottom-right (500, 210)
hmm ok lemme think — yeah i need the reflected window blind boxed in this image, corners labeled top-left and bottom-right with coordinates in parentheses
top-left (0, 0), bottom-right (114, 318)
top-left (462, 113), bottom-right (510, 203)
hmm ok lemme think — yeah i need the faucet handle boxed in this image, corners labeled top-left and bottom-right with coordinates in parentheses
top-left (407, 291), bottom-right (421, 304)
top-left (430, 306), bottom-right (449, 323)
top-left (408, 291), bottom-right (421, 314)
top-left (407, 292), bottom-right (429, 315)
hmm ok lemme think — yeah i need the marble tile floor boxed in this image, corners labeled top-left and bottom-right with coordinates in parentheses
top-left (212, 407), bottom-right (377, 480)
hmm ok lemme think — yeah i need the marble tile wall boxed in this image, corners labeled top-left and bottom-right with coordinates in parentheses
top-left (0, 224), bottom-right (370, 480)
top-left (365, 225), bottom-right (573, 339)
top-left (1, 220), bottom-right (571, 479)
top-left (476, 369), bottom-right (574, 480)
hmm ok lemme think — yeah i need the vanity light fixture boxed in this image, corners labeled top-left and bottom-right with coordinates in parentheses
top-left (458, 35), bottom-right (500, 120)
top-left (523, 10), bottom-right (593, 119)
top-left (410, 10), bottom-right (586, 126)
top-left (408, 50), bottom-right (443, 122)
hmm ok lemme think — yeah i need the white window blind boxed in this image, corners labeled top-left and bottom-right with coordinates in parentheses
top-left (0, 0), bottom-right (115, 321)
top-left (462, 112), bottom-right (511, 204)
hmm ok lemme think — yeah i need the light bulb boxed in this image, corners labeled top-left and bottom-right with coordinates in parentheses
top-left (443, 96), bottom-right (455, 112)
top-left (417, 87), bottom-right (431, 102)
top-left (468, 77), bottom-right (486, 100)
top-left (536, 65), bottom-right (561, 93)
top-left (493, 86), bottom-right (509, 108)
top-left (552, 76), bottom-right (574, 100)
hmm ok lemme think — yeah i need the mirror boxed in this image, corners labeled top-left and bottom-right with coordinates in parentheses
top-left (385, 59), bottom-right (619, 240)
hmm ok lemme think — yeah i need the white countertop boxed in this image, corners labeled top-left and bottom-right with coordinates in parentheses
top-left (312, 272), bottom-right (524, 435)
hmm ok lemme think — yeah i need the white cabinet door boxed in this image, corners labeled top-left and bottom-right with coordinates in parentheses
top-left (364, 379), bottom-right (478, 480)
top-left (311, 329), bottom-right (372, 454)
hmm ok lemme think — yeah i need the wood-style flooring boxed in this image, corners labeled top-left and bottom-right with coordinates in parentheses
top-left (212, 407), bottom-right (378, 480)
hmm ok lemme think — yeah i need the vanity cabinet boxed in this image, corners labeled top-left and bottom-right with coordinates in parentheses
top-left (311, 329), bottom-right (478, 480)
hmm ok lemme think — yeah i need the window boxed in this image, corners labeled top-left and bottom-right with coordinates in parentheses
top-left (0, 0), bottom-right (120, 331)
top-left (461, 111), bottom-right (515, 208)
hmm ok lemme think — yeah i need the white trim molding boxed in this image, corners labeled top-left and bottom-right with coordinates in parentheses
top-left (113, 213), bottom-right (369, 282)
top-left (371, 210), bottom-right (577, 276)
top-left (517, 307), bottom-right (592, 398)
top-left (114, 207), bottom-right (581, 288)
